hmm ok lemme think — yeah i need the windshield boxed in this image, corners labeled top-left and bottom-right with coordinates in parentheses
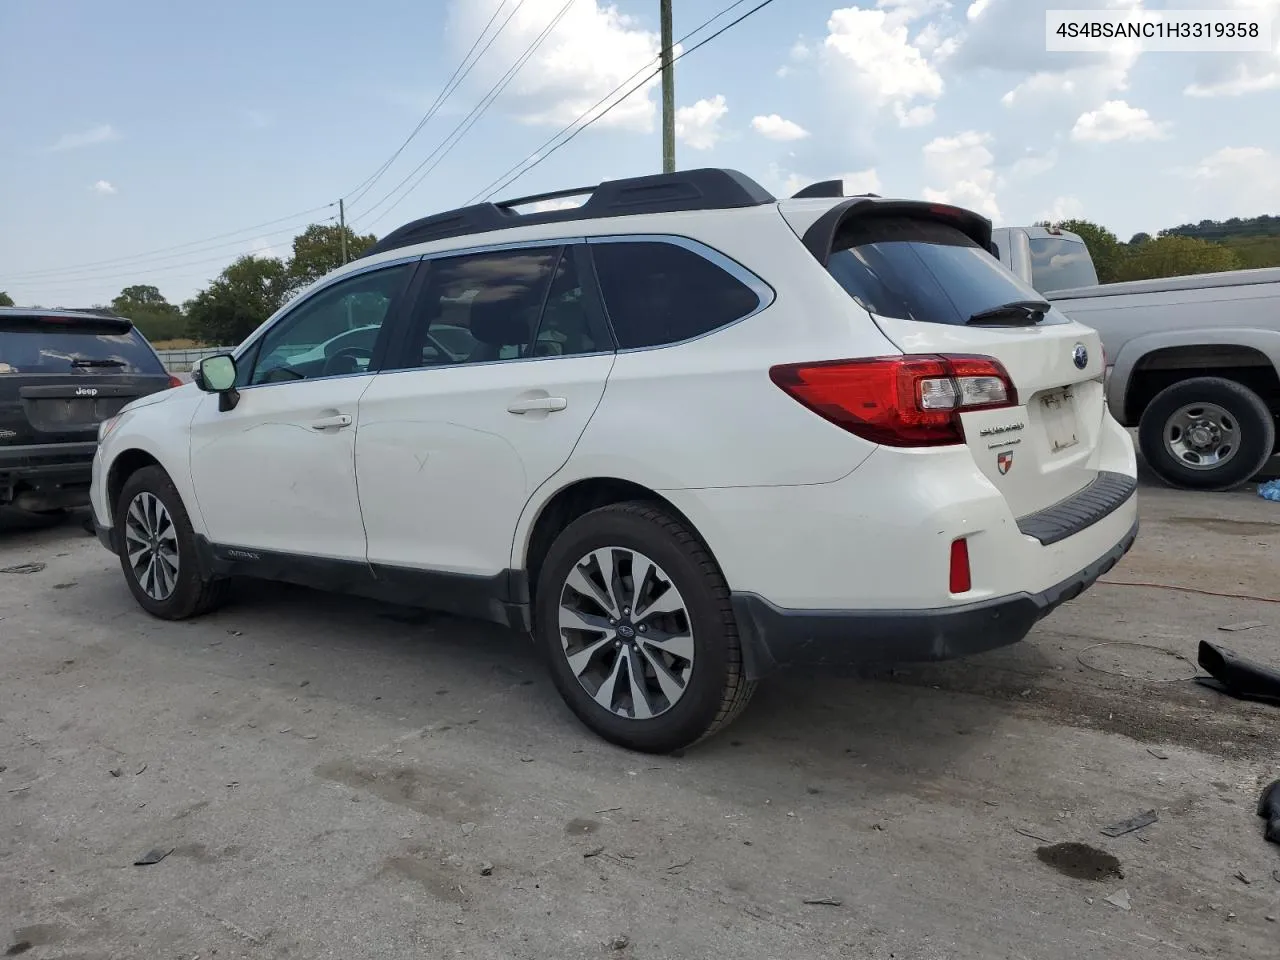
top-left (1028, 236), bottom-right (1099, 293)
top-left (0, 319), bottom-right (165, 375)
top-left (827, 217), bottom-right (1068, 326)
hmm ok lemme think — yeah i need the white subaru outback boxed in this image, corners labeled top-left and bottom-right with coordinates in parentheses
top-left (91, 168), bottom-right (1138, 753)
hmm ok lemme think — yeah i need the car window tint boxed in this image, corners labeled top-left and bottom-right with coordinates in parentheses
top-left (0, 317), bottom-right (165, 376)
top-left (530, 249), bottom-right (598, 358)
top-left (404, 248), bottom-right (559, 368)
top-left (591, 241), bottom-right (760, 349)
top-left (827, 217), bottom-right (1069, 327)
top-left (248, 263), bottom-right (413, 386)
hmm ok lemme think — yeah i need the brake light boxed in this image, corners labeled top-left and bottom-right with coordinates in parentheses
top-left (949, 538), bottom-right (971, 594)
top-left (166, 374), bottom-right (183, 389)
top-left (769, 354), bottom-right (1017, 447)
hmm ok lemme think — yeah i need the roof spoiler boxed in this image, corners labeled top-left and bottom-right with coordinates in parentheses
top-left (798, 198), bottom-right (996, 266)
top-left (791, 179), bottom-right (881, 200)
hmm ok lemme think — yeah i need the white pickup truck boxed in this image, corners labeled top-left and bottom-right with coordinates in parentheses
top-left (992, 225), bottom-right (1280, 491)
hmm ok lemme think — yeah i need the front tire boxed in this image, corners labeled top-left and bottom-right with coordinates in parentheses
top-left (534, 501), bottom-right (755, 754)
top-left (1138, 377), bottom-right (1275, 491)
top-left (115, 465), bottom-right (225, 619)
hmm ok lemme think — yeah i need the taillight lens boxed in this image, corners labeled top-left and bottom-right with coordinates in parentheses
top-left (167, 374), bottom-right (183, 389)
top-left (769, 354), bottom-right (1018, 447)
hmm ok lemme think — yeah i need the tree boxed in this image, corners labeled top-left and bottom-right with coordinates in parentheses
top-left (185, 254), bottom-right (290, 345)
top-left (0, 291), bottom-right (13, 307)
top-left (1053, 219), bottom-right (1125, 283)
top-left (1114, 235), bottom-right (1241, 282)
top-left (111, 284), bottom-right (186, 342)
top-left (1129, 232), bottom-right (1151, 246)
top-left (286, 224), bottom-right (377, 292)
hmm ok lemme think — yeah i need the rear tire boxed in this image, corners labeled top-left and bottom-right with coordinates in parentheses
top-left (534, 501), bottom-right (755, 754)
top-left (115, 465), bottom-right (225, 619)
top-left (1138, 377), bottom-right (1275, 491)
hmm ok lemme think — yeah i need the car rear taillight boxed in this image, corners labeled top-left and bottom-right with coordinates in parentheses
top-left (167, 374), bottom-right (183, 389)
top-left (769, 354), bottom-right (1017, 447)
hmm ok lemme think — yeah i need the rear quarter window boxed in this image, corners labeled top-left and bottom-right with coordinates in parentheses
top-left (1028, 237), bottom-right (1099, 293)
top-left (827, 217), bottom-right (1069, 326)
top-left (590, 240), bottom-right (762, 349)
top-left (0, 317), bottom-right (165, 375)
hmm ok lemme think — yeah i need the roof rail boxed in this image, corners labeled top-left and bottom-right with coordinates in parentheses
top-left (361, 168), bottom-right (776, 258)
top-left (790, 179), bottom-right (881, 200)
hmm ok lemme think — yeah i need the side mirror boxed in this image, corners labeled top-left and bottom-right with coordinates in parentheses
top-left (195, 354), bottom-right (240, 411)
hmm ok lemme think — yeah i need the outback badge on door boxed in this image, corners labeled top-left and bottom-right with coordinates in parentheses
top-left (997, 450), bottom-right (1014, 475)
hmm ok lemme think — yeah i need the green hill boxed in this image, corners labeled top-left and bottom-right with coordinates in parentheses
top-left (1159, 215), bottom-right (1280, 270)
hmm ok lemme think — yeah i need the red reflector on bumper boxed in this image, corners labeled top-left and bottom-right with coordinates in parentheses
top-left (949, 538), bottom-right (971, 594)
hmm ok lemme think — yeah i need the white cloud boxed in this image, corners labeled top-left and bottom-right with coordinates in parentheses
top-left (894, 103), bottom-right (936, 127)
top-left (674, 95), bottom-right (728, 151)
top-left (449, 0), bottom-right (666, 133)
top-left (790, 39), bottom-right (812, 61)
top-left (1070, 100), bottom-right (1170, 143)
top-left (1184, 146), bottom-right (1280, 216)
top-left (921, 130), bottom-right (1001, 220)
top-left (51, 123), bottom-right (119, 151)
top-left (530, 196), bottom-right (586, 212)
top-left (774, 166), bottom-right (883, 198)
top-left (966, 0), bottom-right (992, 18)
top-left (823, 5), bottom-right (944, 126)
top-left (1007, 148), bottom-right (1058, 180)
top-left (1041, 196), bottom-right (1084, 222)
top-left (92, 180), bottom-right (116, 195)
top-left (1182, 0), bottom-right (1280, 97)
top-left (751, 114), bottom-right (810, 141)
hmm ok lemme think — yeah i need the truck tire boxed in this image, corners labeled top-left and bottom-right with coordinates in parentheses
top-left (1138, 377), bottom-right (1275, 491)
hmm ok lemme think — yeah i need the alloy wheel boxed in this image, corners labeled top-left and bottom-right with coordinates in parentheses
top-left (124, 491), bottom-right (180, 601)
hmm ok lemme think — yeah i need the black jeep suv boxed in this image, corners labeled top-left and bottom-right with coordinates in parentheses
top-left (0, 308), bottom-right (177, 513)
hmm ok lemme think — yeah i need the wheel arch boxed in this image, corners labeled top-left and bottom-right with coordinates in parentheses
top-left (514, 476), bottom-right (707, 607)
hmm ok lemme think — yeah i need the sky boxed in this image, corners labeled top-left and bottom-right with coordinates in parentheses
top-left (2, 0), bottom-right (1279, 309)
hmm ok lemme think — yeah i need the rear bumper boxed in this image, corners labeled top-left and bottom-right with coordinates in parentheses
top-left (732, 517), bottom-right (1138, 678)
top-left (0, 442), bottom-right (97, 508)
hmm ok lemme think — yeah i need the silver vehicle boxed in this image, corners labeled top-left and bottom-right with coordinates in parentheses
top-left (992, 225), bottom-right (1280, 491)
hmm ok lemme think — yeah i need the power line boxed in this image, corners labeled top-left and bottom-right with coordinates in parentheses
top-left (483, 0), bottom-right (778, 201)
top-left (343, 0), bottom-right (519, 210)
top-left (351, 0), bottom-right (574, 233)
top-left (2, 203), bottom-right (336, 282)
top-left (1, 217), bottom-right (328, 285)
top-left (466, 0), bottom-right (754, 206)
top-left (4, 218), bottom-right (337, 290)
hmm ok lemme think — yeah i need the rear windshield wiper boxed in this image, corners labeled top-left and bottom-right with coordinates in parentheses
top-left (967, 299), bottom-right (1050, 326)
top-left (70, 358), bottom-right (127, 368)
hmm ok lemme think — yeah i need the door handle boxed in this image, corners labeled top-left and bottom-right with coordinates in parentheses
top-left (309, 414), bottom-right (353, 430)
top-left (507, 396), bottom-right (568, 414)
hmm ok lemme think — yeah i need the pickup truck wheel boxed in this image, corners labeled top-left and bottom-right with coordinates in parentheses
top-left (1138, 377), bottom-right (1275, 491)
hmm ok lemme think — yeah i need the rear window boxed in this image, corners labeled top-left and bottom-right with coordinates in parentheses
top-left (827, 217), bottom-right (1068, 326)
top-left (1029, 236), bottom-right (1099, 293)
top-left (0, 317), bottom-right (165, 375)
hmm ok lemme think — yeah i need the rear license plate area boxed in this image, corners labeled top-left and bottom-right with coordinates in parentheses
top-left (1039, 388), bottom-right (1079, 453)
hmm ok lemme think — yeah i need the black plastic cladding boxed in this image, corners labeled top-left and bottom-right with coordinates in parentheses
top-left (361, 168), bottom-right (777, 258)
top-left (799, 197), bottom-right (996, 267)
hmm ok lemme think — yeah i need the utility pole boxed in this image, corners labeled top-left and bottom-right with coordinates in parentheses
top-left (660, 0), bottom-right (675, 174)
top-left (338, 198), bottom-right (349, 265)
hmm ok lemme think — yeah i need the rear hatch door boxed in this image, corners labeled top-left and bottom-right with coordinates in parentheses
top-left (0, 313), bottom-right (173, 446)
top-left (787, 203), bottom-right (1107, 520)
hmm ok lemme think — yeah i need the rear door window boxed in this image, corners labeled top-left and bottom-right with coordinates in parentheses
top-left (0, 316), bottom-right (166, 375)
top-left (827, 217), bottom-right (1068, 326)
top-left (590, 240), bottom-right (762, 349)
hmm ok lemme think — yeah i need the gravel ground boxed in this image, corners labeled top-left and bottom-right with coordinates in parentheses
top-left (2, 480), bottom-right (1278, 960)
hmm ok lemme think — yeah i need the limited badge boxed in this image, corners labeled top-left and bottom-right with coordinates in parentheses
top-left (997, 450), bottom-right (1014, 475)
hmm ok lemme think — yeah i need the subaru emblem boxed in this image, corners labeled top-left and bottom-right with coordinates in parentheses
top-left (1072, 344), bottom-right (1088, 370)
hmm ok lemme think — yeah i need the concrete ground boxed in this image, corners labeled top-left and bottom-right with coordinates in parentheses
top-left (1, 481), bottom-right (1278, 960)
